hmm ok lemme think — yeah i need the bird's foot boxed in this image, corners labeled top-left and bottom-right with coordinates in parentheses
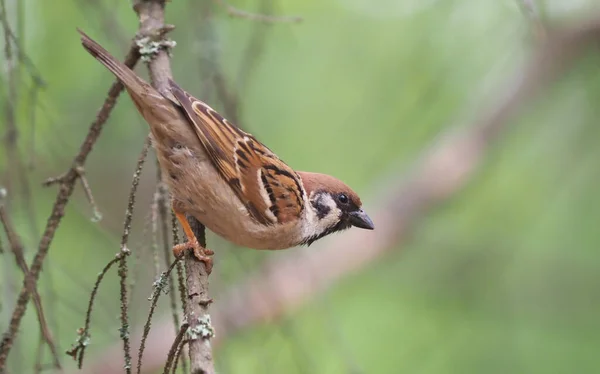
top-left (172, 239), bottom-right (214, 274)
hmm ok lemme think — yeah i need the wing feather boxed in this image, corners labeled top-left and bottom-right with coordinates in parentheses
top-left (168, 79), bottom-right (304, 225)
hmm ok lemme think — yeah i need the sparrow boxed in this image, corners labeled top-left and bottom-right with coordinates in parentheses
top-left (78, 30), bottom-right (374, 273)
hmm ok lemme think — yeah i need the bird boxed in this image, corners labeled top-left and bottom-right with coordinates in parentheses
top-left (78, 29), bottom-right (374, 273)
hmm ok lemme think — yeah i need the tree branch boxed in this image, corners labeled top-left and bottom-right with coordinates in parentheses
top-left (0, 38), bottom-right (140, 370)
top-left (133, 0), bottom-right (215, 372)
top-left (0, 202), bottom-right (60, 370)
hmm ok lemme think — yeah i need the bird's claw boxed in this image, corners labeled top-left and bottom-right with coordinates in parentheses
top-left (172, 239), bottom-right (214, 274)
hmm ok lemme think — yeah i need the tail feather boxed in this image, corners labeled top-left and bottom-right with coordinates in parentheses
top-left (77, 28), bottom-right (184, 136)
top-left (78, 28), bottom-right (149, 96)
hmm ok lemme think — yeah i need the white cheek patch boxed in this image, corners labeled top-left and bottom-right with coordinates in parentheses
top-left (301, 193), bottom-right (341, 239)
top-left (318, 193), bottom-right (341, 224)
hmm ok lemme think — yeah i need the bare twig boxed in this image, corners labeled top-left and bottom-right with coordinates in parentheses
top-left (162, 322), bottom-right (189, 374)
top-left (171, 210), bottom-right (187, 312)
top-left (75, 166), bottom-right (103, 222)
top-left (0, 207), bottom-right (27, 294)
top-left (137, 256), bottom-right (182, 374)
top-left (65, 253), bottom-right (123, 367)
top-left (157, 175), bottom-right (181, 340)
top-left (117, 136), bottom-right (152, 373)
top-left (128, 197), bottom-right (155, 304)
top-left (213, 0), bottom-right (302, 23)
top-left (0, 40), bottom-right (140, 370)
top-left (68, 136), bottom-right (150, 370)
top-left (170, 210), bottom-right (189, 373)
top-left (0, 203), bottom-right (61, 370)
top-left (151, 187), bottom-right (161, 278)
top-left (133, 0), bottom-right (216, 372)
top-left (156, 165), bottom-right (188, 372)
top-left (170, 340), bottom-right (189, 374)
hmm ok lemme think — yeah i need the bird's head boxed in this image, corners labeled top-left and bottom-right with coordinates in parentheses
top-left (298, 172), bottom-right (374, 246)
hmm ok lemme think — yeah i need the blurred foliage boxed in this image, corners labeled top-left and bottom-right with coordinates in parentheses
top-left (2, 0), bottom-right (600, 373)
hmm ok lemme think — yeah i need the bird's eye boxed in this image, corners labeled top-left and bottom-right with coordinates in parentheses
top-left (338, 193), bottom-right (349, 204)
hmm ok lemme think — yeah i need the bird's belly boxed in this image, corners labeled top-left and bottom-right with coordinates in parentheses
top-left (158, 143), bottom-right (300, 250)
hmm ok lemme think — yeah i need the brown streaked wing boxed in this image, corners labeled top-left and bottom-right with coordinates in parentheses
top-left (168, 79), bottom-right (304, 225)
top-left (260, 163), bottom-right (304, 223)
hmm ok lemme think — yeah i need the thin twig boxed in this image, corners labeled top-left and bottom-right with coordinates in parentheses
top-left (162, 323), bottom-right (189, 374)
top-left (0, 204), bottom-right (61, 370)
top-left (0, 41), bottom-right (140, 370)
top-left (171, 340), bottom-right (189, 374)
top-left (0, 207), bottom-right (28, 287)
top-left (171, 210), bottom-right (187, 312)
top-left (157, 173), bottom-right (182, 342)
top-left (156, 168), bottom-right (187, 374)
top-left (128, 199), bottom-right (154, 306)
top-left (75, 166), bottom-right (103, 222)
top-left (137, 256), bottom-right (182, 374)
top-left (65, 254), bottom-right (123, 367)
top-left (151, 186), bottom-right (161, 278)
top-left (117, 136), bottom-right (152, 373)
top-left (213, 0), bottom-right (302, 23)
top-left (171, 211), bottom-right (188, 373)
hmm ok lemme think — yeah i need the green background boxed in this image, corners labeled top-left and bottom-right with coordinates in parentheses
top-left (2, 0), bottom-right (600, 373)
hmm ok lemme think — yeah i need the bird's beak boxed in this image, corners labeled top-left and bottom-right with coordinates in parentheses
top-left (348, 209), bottom-right (375, 230)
